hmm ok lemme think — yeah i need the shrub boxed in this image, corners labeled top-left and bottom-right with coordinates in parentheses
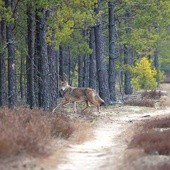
top-left (131, 57), bottom-right (157, 91)
top-left (0, 108), bottom-right (86, 158)
top-left (125, 99), bottom-right (155, 107)
top-left (129, 116), bottom-right (170, 156)
top-left (145, 117), bottom-right (170, 129)
top-left (141, 90), bottom-right (163, 99)
top-left (129, 130), bottom-right (170, 155)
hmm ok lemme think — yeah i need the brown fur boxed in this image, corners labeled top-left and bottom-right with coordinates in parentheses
top-left (52, 81), bottom-right (105, 113)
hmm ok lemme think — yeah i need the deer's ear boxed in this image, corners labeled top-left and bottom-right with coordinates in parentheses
top-left (59, 80), bottom-right (63, 85)
top-left (65, 80), bottom-right (69, 85)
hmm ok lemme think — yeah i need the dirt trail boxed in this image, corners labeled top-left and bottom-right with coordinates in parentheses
top-left (56, 107), bottom-right (170, 170)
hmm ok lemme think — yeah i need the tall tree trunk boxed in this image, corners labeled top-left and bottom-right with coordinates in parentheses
top-left (68, 47), bottom-right (71, 85)
top-left (20, 53), bottom-right (24, 100)
top-left (78, 55), bottom-right (84, 87)
top-left (153, 49), bottom-right (159, 85)
top-left (59, 45), bottom-right (64, 80)
top-left (124, 11), bottom-right (133, 95)
top-left (0, 19), bottom-right (8, 106)
top-left (83, 55), bottom-right (89, 87)
top-left (108, 1), bottom-right (117, 102)
top-left (37, 8), bottom-right (50, 110)
top-left (34, 9), bottom-right (43, 107)
top-left (89, 27), bottom-right (96, 90)
top-left (27, 2), bottom-right (35, 108)
top-left (94, 0), bottom-right (110, 104)
top-left (124, 45), bottom-right (133, 94)
top-left (5, 0), bottom-right (17, 108)
top-left (34, 10), bottom-right (41, 107)
top-left (47, 29), bottom-right (58, 109)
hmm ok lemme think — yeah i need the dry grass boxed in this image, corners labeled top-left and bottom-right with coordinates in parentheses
top-left (129, 130), bottom-right (170, 155)
top-left (125, 87), bottom-right (169, 107)
top-left (145, 117), bottom-right (170, 129)
top-left (125, 99), bottom-right (155, 107)
top-left (126, 115), bottom-right (170, 169)
top-left (156, 163), bottom-right (170, 170)
top-left (128, 116), bottom-right (170, 156)
top-left (0, 107), bottom-right (91, 159)
top-left (141, 90), bottom-right (164, 100)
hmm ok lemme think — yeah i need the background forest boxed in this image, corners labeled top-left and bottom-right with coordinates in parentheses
top-left (0, 0), bottom-right (170, 110)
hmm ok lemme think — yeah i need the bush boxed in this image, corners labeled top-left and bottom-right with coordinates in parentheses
top-left (125, 99), bottom-right (155, 107)
top-left (129, 116), bottom-right (170, 156)
top-left (141, 90), bottom-right (163, 99)
top-left (129, 130), bottom-right (170, 155)
top-left (0, 108), bottom-right (85, 158)
top-left (131, 57), bottom-right (157, 91)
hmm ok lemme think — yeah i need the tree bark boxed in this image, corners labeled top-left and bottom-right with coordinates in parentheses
top-left (27, 2), bottom-right (36, 108)
top-left (78, 55), bottom-right (84, 87)
top-left (0, 19), bottom-right (8, 106)
top-left (35, 8), bottom-right (50, 110)
top-left (89, 27), bottom-right (96, 90)
top-left (34, 9), bottom-right (43, 108)
top-left (153, 49), bottom-right (159, 85)
top-left (59, 45), bottom-right (64, 80)
top-left (5, 0), bottom-right (17, 108)
top-left (47, 29), bottom-right (58, 109)
top-left (124, 11), bottom-right (133, 95)
top-left (94, 0), bottom-right (110, 104)
top-left (124, 45), bottom-right (133, 94)
top-left (83, 55), bottom-right (89, 87)
top-left (38, 8), bottom-right (50, 110)
top-left (20, 52), bottom-right (24, 100)
top-left (108, 1), bottom-right (117, 102)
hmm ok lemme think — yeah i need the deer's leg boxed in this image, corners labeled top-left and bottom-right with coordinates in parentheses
top-left (81, 100), bottom-right (90, 112)
top-left (52, 100), bottom-right (69, 113)
top-left (73, 102), bottom-right (77, 113)
top-left (97, 104), bottom-right (101, 113)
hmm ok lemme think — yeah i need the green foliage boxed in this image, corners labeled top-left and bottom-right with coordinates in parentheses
top-left (158, 24), bottom-right (170, 72)
top-left (0, 1), bottom-right (14, 23)
top-left (116, 0), bottom-right (170, 56)
top-left (67, 31), bottom-right (93, 56)
top-left (48, 0), bottom-right (97, 48)
top-left (130, 57), bottom-right (157, 90)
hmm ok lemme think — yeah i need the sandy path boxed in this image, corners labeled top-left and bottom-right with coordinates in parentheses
top-left (57, 121), bottom-right (126, 170)
top-left (56, 107), bottom-right (170, 170)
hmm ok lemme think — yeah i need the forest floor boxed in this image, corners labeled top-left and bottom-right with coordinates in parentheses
top-left (55, 106), bottom-right (170, 170)
top-left (0, 84), bottom-right (170, 170)
top-left (2, 107), bottom-right (170, 170)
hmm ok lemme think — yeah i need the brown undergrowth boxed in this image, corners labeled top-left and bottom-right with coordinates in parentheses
top-left (125, 99), bottom-right (155, 107)
top-left (0, 107), bottom-right (91, 159)
top-left (127, 115), bottom-right (170, 169)
top-left (125, 89), bottom-right (169, 108)
top-left (129, 116), bottom-right (170, 155)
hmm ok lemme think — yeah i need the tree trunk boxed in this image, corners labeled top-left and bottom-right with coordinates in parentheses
top-left (20, 53), bottom-right (24, 100)
top-left (59, 45), bottom-right (64, 80)
top-left (68, 47), bottom-right (72, 85)
top-left (37, 8), bottom-right (50, 110)
top-left (124, 11), bottom-right (133, 95)
top-left (34, 9), bottom-right (45, 108)
top-left (27, 2), bottom-right (36, 108)
top-left (34, 10), bottom-right (41, 107)
top-left (0, 19), bottom-right (8, 106)
top-left (94, 0), bottom-right (110, 104)
top-left (89, 27), bottom-right (96, 90)
top-left (83, 55), bottom-right (89, 87)
top-left (108, 1), bottom-right (117, 102)
top-left (47, 29), bottom-right (58, 109)
top-left (78, 55), bottom-right (84, 87)
top-left (124, 45), bottom-right (133, 94)
top-left (153, 49), bottom-right (159, 85)
top-left (5, 0), bottom-right (17, 108)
